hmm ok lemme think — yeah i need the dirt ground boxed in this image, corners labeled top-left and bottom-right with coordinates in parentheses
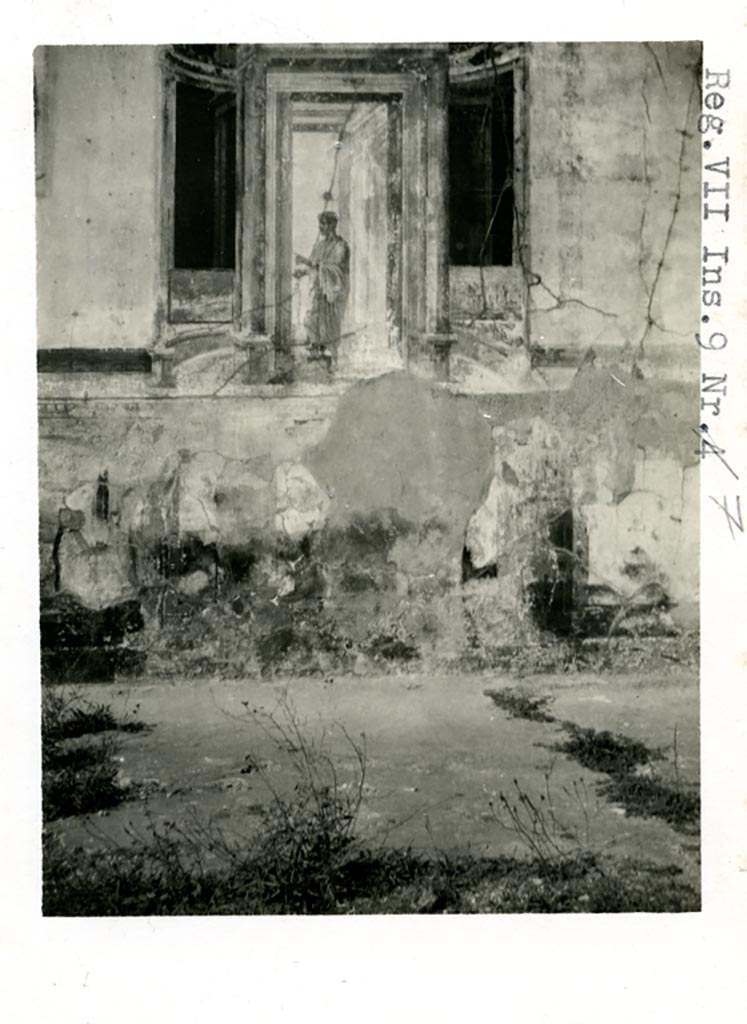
top-left (49, 669), bottom-right (700, 886)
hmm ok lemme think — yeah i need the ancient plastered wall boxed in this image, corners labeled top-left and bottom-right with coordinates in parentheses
top-left (526, 41), bottom-right (701, 370)
top-left (34, 43), bottom-right (701, 376)
top-left (38, 391), bottom-right (339, 542)
top-left (35, 46), bottom-right (162, 349)
top-left (466, 369), bottom-right (700, 633)
top-left (451, 41), bottom-right (701, 388)
top-left (34, 44), bottom-right (702, 671)
top-left (39, 370), bottom-right (698, 674)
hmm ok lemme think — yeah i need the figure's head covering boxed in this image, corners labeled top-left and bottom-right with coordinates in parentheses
top-left (318, 210), bottom-right (339, 226)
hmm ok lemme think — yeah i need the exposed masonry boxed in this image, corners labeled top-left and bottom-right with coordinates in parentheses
top-left (39, 370), bottom-right (699, 679)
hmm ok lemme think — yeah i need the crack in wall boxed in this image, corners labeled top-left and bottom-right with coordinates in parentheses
top-left (533, 281), bottom-right (619, 320)
top-left (514, 43), bottom-right (701, 362)
top-left (46, 44), bottom-right (701, 392)
top-left (164, 44), bottom-right (699, 383)
top-left (637, 120), bottom-right (653, 301)
top-left (643, 43), bottom-right (670, 103)
top-left (636, 70), bottom-right (699, 355)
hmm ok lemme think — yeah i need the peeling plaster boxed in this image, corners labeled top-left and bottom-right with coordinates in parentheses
top-left (274, 462), bottom-right (331, 539)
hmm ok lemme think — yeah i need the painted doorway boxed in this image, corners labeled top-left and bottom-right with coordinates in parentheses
top-left (270, 89), bottom-right (403, 379)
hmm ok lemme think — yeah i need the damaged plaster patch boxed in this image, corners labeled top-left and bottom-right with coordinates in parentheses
top-left (450, 349), bottom-right (546, 395)
top-left (177, 451), bottom-right (223, 539)
top-left (581, 486), bottom-right (696, 617)
top-left (632, 453), bottom-right (685, 498)
top-left (64, 482), bottom-right (115, 546)
top-left (212, 458), bottom-right (273, 545)
top-left (136, 450), bottom-right (273, 548)
top-left (465, 477), bottom-right (501, 570)
top-left (177, 450), bottom-right (273, 542)
top-left (273, 462), bottom-right (331, 539)
top-left (573, 440), bottom-right (635, 505)
top-left (41, 364), bottom-right (699, 666)
top-left (57, 480), bottom-right (136, 609)
top-left (56, 528), bottom-right (135, 610)
top-left (307, 373), bottom-right (493, 533)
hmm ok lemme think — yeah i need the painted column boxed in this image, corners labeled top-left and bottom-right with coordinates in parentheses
top-left (274, 91), bottom-right (294, 367)
top-left (240, 51), bottom-right (267, 338)
top-left (418, 57), bottom-right (456, 381)
top-left (426, 60), bottom-right (450, 336)
top-left (238, 50), bottom-right (273, 381)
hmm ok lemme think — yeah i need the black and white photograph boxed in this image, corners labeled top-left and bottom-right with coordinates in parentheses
top-left (34, 39), bottom-right (707, 917)
top-left (4, 0), bottom-right (747, 1016)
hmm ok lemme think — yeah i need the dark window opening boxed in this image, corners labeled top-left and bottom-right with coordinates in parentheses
top-left (448, 70), bottom-right (514, 266)
top-left (173, 82), bottom-right (237, 269)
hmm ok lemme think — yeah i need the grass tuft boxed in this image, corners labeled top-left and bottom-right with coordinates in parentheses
top-left (484, 688), bottom-right (556, 723)
top-left (484, 691), bottom-right (700, 836)
top-left (601, 774), bottom-right (700, 832)
top-left (42, 689), bottom-right (146, 821)
top-left (556, 723), bottom-right (661, 775)
top-left (554, 723), bottom-right (699, 834)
